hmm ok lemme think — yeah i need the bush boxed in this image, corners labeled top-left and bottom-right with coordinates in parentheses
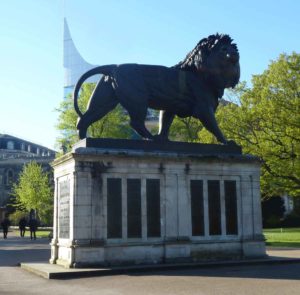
top-left (264, 215), bottom-right (282, 228)
top-left (281, 212), bottom-right (300, 227)
top-left (262, 196), bottom-right (285, 228)
top-left (9, 210), bottom-right (28, 226)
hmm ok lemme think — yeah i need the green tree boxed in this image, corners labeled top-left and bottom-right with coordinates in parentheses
top-left (12, 161), bottom-right (53, 224)
top-left (56, 83), bottom-right (132, 151)
top-left (169, 116), bottom-right (203, 142)
top-left (200, 53), bottom-right (300, 197)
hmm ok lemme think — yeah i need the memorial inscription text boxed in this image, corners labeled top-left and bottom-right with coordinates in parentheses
top-left (59, 180), bottom-right (70, 238)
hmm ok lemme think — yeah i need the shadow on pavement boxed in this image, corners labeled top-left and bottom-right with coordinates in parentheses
top-left (0, 249), bottom-right (50, 266)
top-left (0, 234), bottom-right (50, 267)
top-left (125, 262), bottom-right (300, 281)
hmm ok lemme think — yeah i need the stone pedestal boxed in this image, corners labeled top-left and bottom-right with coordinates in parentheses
top-left (50, 139), bottom-right (265, 268)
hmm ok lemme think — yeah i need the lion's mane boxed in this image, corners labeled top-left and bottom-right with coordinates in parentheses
top-left (173, 33), bottom-right (239, 76)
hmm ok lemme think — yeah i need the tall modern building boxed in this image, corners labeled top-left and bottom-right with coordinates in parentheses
top-left (63, 18), bottom-right (100, 99)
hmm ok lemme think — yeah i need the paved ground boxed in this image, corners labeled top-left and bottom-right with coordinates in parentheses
top-left (1, 231), bottom-right (300, 295)
top-left (0, 231), bottom-right (49, 267)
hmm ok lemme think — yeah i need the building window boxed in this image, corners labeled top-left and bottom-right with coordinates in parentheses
top-left (6, 170), bottom-right (14, 185)
top-left (7, 141), bottom-right (14, 150)
top-left (21, 143), bottom-right (25, 151)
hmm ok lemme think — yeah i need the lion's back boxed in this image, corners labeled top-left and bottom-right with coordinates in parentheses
top-left (110, 63), bottom-right (200, 115)
top-left (111, 63), bottom-right (180, 100)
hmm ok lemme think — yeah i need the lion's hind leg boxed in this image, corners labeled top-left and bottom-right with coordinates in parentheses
top-left (77, 77), bottom-right (118, 139)
top-left (130, 118), bottom-right (154, 140)
top-left (123, 105), bottom-right (153, 140)
top-left (128, 108), bottom-right (154, 139)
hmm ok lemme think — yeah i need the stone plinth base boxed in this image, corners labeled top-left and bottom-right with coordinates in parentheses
top-left (50, 139), bottom-right (265, 268)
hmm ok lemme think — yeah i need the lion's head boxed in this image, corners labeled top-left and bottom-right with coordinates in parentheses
top-left (174, 34), bottom-right (240, 89)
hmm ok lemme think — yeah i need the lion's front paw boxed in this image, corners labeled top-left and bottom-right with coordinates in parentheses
top-left (224, 139), bottom-right (241, 147)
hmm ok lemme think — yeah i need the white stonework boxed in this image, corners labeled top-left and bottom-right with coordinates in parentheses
top-left (50, 147), bottom-right (266, 268)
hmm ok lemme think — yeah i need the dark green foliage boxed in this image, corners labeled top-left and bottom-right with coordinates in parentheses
top-left (262, 196), bottom-right (285, 228)
top-left (281, 212), bottom-right (300, 227)
top-left (9, 210), bottom-right (27, 226)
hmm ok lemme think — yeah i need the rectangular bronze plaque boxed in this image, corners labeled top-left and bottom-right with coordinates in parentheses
top-left (146, 179), bottom-right (161, 238)
top-left (127, 179), bottom-right (142, 238)
top-left (191, 180), bottom-right (204, 236)
top-left (107, 178), bottom-right (122, 238)
top-left (208, 180), bottom-right (221, 235)
top-left (225, 180), bottom-right (238, 235)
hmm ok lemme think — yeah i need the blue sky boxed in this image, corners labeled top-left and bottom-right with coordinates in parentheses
top-left (1, 0), bottom-right (300, 149)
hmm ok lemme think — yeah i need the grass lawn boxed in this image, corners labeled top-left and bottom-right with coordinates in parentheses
top-left (264, 227), bottom-right (300, 247)
top-left (22, 229), bottom-right (52, 239)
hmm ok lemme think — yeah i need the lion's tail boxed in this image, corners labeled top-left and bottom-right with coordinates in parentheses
top-left (73, 65), bottom-right (117, 117)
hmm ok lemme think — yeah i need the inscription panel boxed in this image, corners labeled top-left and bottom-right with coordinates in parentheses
top-left (208, 180), bottom-right (221, 235)
top-left (146, 179), bottom-right (161, 238)
top-left (225, 180), bottom-right (238, 235)
top-left (191, 180), bottom-right (204, 236)
top-left (127, 179), bottom-right (142, 238)
top-left (58, 180), bottom-right (70, 239)
top-left (107, 178), bottom-right (122, 239)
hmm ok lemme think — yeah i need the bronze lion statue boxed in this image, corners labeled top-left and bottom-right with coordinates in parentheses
top-left (74, 33), bottom-right (240, 144)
